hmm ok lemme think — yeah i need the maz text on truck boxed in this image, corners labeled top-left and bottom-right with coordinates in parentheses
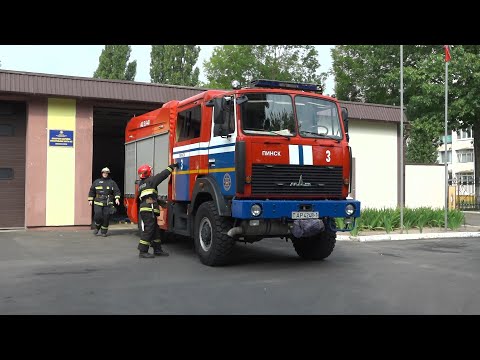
top-left (124, 79), bottom-right (361, 266)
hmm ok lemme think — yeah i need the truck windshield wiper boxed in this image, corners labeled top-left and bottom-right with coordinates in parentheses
top-left (268, 130), bottom-right (292, 140)
top-left (245, 128), bottom-right (292, 140)
top-left (300, 131), bottom-right (340, 142)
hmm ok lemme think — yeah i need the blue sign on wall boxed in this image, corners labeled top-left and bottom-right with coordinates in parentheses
top-left (49, 130), bottom-right (74, 147)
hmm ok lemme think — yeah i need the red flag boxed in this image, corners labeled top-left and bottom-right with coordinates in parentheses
top-left (444, 45), bottom-right (451, 62)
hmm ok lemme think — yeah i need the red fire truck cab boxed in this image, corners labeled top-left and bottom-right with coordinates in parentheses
top-left (124, 79), bottom-right (360, 266)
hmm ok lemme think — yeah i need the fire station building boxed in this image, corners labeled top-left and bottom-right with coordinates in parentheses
top-left (0, 69), bottom-right (404, 229)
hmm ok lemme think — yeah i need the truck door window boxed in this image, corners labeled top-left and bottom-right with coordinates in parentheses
top-left (177, 105), bottom-right (201, 142)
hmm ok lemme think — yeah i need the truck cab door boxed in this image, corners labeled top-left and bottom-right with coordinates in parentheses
top-left (208, 99), bottom-right (236, 196)
top-left (172, 104), bottom-right (203, 201)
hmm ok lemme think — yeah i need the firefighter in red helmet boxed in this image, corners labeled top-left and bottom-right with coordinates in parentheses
top-left (137, 162), bottom-right (179, 258)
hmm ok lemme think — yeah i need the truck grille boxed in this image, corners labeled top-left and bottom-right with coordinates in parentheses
top-left (251, 164), bottom-right (343, 196)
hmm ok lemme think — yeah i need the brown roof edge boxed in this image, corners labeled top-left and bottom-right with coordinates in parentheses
top-left (0, 69), bottom-right (209, 91)
top-left (339, 99), bottom-right (406, 111)
top-left (339, 100), bottom-right (408, 123)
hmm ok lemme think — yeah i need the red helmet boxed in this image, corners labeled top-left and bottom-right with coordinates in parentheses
top-left (138, 164), bottom-right (152, 179)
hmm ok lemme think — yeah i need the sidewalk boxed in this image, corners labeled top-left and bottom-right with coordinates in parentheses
top-left (335, 210), bottom-right (480, 242)
top-left (337, 224), bottom-right (480, 242)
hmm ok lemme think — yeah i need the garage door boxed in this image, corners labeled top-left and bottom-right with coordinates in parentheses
top-left (0, 101), bottom-right (26, 228)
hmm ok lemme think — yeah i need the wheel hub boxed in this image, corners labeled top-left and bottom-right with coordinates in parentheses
top-left (199, 217), bottom-right (213, 252)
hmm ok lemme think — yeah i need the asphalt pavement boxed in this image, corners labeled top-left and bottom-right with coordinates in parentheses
top-left (1, 224), bottom-right (480, 314)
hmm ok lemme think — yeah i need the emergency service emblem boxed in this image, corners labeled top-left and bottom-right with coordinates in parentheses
top-left (223, 173), bottom-right (232, 191)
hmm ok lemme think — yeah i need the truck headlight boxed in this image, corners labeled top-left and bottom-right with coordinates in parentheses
top-left (251, 204), bottom-right (262, 217)
top-left (346, 204), bottom-right (355, 216)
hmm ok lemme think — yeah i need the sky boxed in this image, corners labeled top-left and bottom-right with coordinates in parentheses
top-left (0, 45), bottom-right (335, 95)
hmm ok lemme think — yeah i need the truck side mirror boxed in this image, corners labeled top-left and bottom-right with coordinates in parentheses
top-left (213, 98), bottom-right (226, 124)
top-left (341, 107), bottom-right (349, 133)
top-left (214, 123), bottom-right (226, 137)
top-left (236, 95), bottom-right (248, 105)
top-left (213, 123), bottom-right (234, 137)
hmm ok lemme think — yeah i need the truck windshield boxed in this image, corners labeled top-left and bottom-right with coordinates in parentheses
top-left (295, 96), bottom-right (342, 139)
top-left (240, 93), bottom-right (296, 137)
top-left (240, 93), bottom-right (342, 139)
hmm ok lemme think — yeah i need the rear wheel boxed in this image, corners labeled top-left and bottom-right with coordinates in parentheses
top-left (194, 201), bottom-right (235, 266)
top-left (292, 230), bottom-right (336, 260)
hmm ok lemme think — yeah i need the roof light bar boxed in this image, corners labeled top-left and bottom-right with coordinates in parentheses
top-left (250, 79), bottom-right (323, 93)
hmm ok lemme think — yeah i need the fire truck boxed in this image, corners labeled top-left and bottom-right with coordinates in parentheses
top-left (124, 79), bottom-right (360, 266)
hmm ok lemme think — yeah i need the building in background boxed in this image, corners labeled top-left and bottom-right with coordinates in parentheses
top-left (437, 127), bottom-right (475, 207)
top-left (0, 69), bottom-right (407, 229)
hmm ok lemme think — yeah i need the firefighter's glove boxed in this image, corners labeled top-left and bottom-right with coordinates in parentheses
top-left (169, 162), bottom-right (180, 169)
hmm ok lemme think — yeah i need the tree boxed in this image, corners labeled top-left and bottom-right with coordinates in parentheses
top-left (443, 46), bottom-right (480, 198)
top-left (331, 45), bottom-right (480, 202)
top-left (93, 45), bottom-right (137, 81)
top-left (405, 120), bottom-right (443, 164)
top-left (150, 45), bottom-right (200, 86)
top-left (331, 45), bottom-right (437, 104)
top-left (404, 46), bottom-right (480, 198)
top-left (331, 45), bottom-right (444, 164)
top-left (203, 45), bottom-right (326, 89)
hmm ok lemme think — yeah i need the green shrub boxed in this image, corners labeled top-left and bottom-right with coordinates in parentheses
top-left (347, 206), bottom-right (465, 235)
top-left (447, 209), bottom-right (464, 230)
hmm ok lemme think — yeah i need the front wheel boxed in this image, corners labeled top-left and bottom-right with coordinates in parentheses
top-left (292, 230), bottom-right (336, 260)
top-left (194, 201), bottom-right (235, 266)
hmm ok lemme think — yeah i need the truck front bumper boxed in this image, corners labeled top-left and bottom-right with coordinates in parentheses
top-left (231, 199), bottom-right (361, 220)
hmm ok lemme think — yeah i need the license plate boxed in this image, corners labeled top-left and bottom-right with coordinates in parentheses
top-left (291, 211), bottom-right (319, 219)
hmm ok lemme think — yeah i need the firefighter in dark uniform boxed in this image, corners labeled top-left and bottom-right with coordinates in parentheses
top-left (88, 167), bottom-right (121, 237)
top-left (137, 162), bottom-right (178, 258)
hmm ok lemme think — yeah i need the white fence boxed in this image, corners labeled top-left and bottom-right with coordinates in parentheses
top-left (405, 164), bottom-right (445, 209)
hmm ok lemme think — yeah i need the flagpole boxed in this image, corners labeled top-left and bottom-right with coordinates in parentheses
top-left (400, 45), bottom-right (404, 233)
top-left (444, 54), bottom-right (449, 231)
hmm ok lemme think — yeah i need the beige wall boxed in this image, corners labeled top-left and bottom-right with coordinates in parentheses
top-left (348, 120), bottom-right (398, 209)
top-left (74, 102), bottom-right (93, 225)
top-left (25, 98), bottom-right (48, 227)
top-left (405, 164), bottom-right (445, 209)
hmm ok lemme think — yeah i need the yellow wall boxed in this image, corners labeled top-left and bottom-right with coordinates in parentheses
top-left (46, 98), bottom-right (76, 226)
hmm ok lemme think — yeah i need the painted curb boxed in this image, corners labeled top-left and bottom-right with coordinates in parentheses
top-left (337, 232), bottom-right (480, 242)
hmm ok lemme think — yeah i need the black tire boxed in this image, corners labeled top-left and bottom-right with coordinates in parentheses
top-left (194, 201), bottom-right (235, 266)
top-left (292, 230), bottom-right (336, 260)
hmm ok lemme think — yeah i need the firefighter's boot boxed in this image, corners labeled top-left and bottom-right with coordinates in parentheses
top-left (153, 246), bottom-right (169, 257)
top-left (139, 251), bottom-right (155, 259)
top-left (100, 226), bottom-right (108, 237)
top-left (93, 223), bottom-right (101, 235)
